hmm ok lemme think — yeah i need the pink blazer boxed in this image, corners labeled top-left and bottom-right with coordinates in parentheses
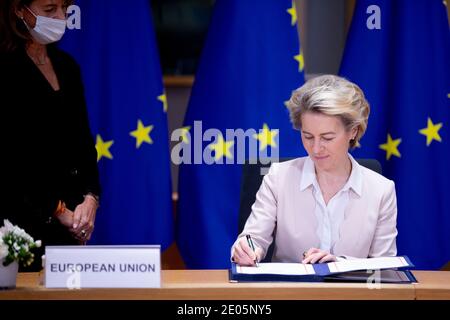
top-left (235, 157), bottom-right (398, 262)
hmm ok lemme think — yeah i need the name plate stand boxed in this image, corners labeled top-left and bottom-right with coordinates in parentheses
top-left (45, 245), bottom-right (161, 288)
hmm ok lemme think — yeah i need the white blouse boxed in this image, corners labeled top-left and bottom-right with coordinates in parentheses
top-left (299, 154), bottom-right (363, 254)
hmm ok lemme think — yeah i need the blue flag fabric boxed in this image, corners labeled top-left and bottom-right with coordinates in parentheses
top-left (177, 0), bottom-right (305, 268)
top-left (340, 0), bottom-right (450, 269)
top-left (60, 0), bottom-right (173, 247)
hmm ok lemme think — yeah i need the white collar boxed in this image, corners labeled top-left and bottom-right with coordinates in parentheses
top-left (299, 154), bottom-right (362, 197)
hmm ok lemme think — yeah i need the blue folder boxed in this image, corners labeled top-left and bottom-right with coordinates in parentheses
top-left (229, 256), bottom-right (417, 283)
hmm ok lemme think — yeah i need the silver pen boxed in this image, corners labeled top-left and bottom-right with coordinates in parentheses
top-left (246, 235), bottom-right (259, 267)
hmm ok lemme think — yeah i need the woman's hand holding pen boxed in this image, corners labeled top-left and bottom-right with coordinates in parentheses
top-left (302, 248), bottom-right (337, 264)
top-left (232, 236), bottom-right (263, 266)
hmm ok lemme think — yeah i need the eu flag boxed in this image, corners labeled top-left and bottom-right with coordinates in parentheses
top-left (176, 0), bottom-right (305, 268)
top-left (340, 0), bottom-right (450, 269)
top-left (60, 0), bottom-right (173, 247)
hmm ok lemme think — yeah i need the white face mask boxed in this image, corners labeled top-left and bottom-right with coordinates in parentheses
top-left (22, 6), bottom-right (67, 45)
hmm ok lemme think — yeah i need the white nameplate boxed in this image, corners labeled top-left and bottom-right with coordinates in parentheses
top-left (45, 245), bottom-right (161, 288)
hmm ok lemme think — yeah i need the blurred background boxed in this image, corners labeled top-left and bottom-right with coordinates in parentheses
top-left (156, 0), bottom-right (357, 193)
top-left (155, 0), bottom-right (359, 268)
top-left (152, 0), bottom-right (450, 269)
top-left (61, 0), bottom-right (450, 270)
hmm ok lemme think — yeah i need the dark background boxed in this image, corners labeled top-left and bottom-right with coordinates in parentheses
top-left (151, 0), bottom-right (214, 75)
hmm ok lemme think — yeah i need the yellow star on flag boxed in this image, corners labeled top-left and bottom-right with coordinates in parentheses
top-left (379, 134), bottom-right (401, 160)
top-left (287, 1), bottom-right (297, 26)
top-left (95, 134), bottom-right (114, 162)
top-left (419, 117), bottom-right (442, 146)
top-left (130, 119), bottom-right (154, 148)
top-left (253, 123), bottom-right (279, 151)
top-left (208, 134), bottom-right (234, 160)
top-left (294, 51), bottom-right (304, 72)
top-left (180, 126), bottom-right (191, 144)
top-left (158, 93), bottom-right (168, 113)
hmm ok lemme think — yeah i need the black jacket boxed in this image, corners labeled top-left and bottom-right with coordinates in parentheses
top-left (0, 45), bottom-right (100, 270)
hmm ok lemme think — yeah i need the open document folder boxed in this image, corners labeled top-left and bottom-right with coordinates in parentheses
top-left (229, 256), bottom-right (417, 283)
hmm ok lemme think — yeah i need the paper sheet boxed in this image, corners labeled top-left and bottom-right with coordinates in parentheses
top-left (327, 256), bottom-right (409, 273)
top-left (237, 263), bottom-right (316, 275)
top-left (235, 256), bottom-right (411, 276)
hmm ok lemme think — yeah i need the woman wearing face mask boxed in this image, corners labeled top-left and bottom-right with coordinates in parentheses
top-left (0, 0), bottom-right (100, 270)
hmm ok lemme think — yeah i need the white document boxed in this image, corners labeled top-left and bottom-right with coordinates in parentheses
top-left (327, 256), bottom-right (410, 273)
top-left (235, 256), bottom-right (410, 276)
top-left (237, 263), bottom-right (316, 275)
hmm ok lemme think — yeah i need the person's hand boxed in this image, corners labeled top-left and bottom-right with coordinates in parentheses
top-left (71, 195), bottom-right (98, 242)
top-left (232, 237), bottom-right (263, 266)
top-left (301, 248), bottom-right (337, 264)
top-left (55, 207), bottom-right (74, 228)
top-left (55, 207), bottom-right (86, 244)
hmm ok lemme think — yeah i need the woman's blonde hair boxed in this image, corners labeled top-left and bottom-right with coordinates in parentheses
top-left (287, 74), bottom-right (370, 148)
